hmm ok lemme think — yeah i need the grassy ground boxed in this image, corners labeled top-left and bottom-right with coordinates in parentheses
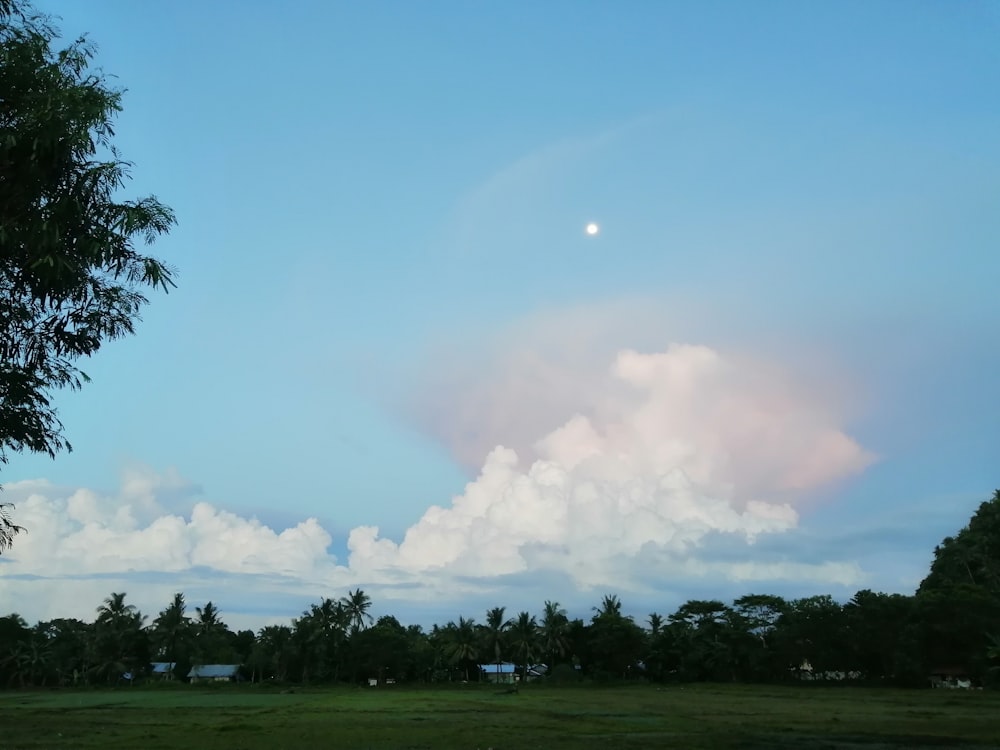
top-left (1, 683), bottom-right (998, 749)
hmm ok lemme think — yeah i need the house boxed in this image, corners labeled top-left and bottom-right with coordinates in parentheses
top-left (480, 662), bottom-right (518, 684)
top-left (793, 660), bottom-right (861, 681)
top-left (150, 662), bottom-right (177, 680)
top-left (929, 666), bottom-right (973, 689)
top-left (189, 664), bottom-right (241, 684)
top-left (525, 664), bottom-right (548, 681)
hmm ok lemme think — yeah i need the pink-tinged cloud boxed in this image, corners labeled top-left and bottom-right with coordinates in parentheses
top-left (349, 342), bottom-right (875, 583)
top-left (1, 337), bottom-right (875, 624)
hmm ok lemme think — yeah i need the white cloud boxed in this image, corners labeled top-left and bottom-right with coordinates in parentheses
top-left (1, 342), bottom-right (876, 627)
top-left (0, 476), bottom-right (345, 626)
top-left (349, 344), bottom-right (872, 586)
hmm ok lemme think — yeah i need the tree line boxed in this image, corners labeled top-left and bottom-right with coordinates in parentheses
top-left (3, 490), bottom-right (999, 689)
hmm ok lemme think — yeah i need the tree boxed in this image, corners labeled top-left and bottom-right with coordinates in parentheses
top-left (593, 594), bottom-right (622, 620)
top-left (481, 606), bottom-right (510, 681)
top-left (193, 601), bottom-right (234, 665)
top-left (843, 590), bottom-right (913, 682)
top-left (920, 490), bottom-right (1000, 598)
top-left (92, 592), bottom-right (148, 683)
top-left (539, 600), bottom-right (570, 668)
top-left (986, 632), bottom-right (1000, 685)
top-left (774, 595), bottom-right (847, 677)
top-left (588, 597), bottom-right (645, 680)
top-left (292, 598), bottom-right (350, 682)
top-left (0, 503), bottom-right (25, 552)
top-left (151, 593), bottom-right (191, 678)
top-left (647, 612), bottom-right (664, 637)
top-left (251, 625), bottom-right (293, 682)
top-left (443, 616), bottom-right (478, 681)
top-left (732, 594), bottom-right (787, 681)
top-left (508, 611), bottom-right (539, 683)
top-left (341, 588), bottom-right (373, 632)
top-left (0, 613), bottom-right (31, 686)
top-left (0, 0), bottom-right (176, 540)
top-left (349, 615), bottom-right (411, 684)
top-left (916, 489), bottom-right (1000, 681)
top-left (35, 617), bottom-right (90, 686)
top-left (668, 600), bottom-right (737, 681)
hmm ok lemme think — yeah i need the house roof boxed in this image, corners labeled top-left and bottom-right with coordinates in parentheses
top-left (189, 664), bottom-right (240, 678)
top-left (150, 662), bottom-right (175, 674)
top-left (480, 663), bottom-right (517, 674)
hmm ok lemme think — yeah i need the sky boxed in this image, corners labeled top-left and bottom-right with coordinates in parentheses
top-left (2, 0), bottom-right (999, 632)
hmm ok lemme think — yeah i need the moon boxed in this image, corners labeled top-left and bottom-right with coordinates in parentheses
top-left (585, 222), bottom-right (600, 236)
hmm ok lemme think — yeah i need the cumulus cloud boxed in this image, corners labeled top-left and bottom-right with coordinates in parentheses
top-left (0, 474), bottom-right (345, 627)
top-left (6, 478), bottom-right (333, 579)
top-left (351, 344), bottom-right (873, 587)
top-left (1, 340), bottom-right (878, 626)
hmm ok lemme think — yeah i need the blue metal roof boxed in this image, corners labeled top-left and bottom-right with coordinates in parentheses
top-left (480, 663), bottom-right (517, 674)
top-left (150, 662), bottom-right (175, 674)
top-left (189, 664), bottom-right (239, 678)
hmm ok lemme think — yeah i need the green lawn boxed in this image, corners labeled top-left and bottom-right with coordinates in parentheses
top-left (1, 683), bottom-right (998, 749)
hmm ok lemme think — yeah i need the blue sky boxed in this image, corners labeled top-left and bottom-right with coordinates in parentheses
top-left (3, 0), bottom-right (999, 630)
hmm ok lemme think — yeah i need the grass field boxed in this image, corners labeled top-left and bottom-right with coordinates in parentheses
top-left (1, 683), bottom-right (999, 749)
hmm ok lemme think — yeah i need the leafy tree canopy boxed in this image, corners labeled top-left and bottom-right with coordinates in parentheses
top-left (920, 490), bottom-right (1000, 598)
top-left (0, 0), bottom-right (176, 550)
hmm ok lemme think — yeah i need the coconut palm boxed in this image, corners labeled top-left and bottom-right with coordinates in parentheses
top-left (342, 588), bottom-right (373, 632)
top-left (96, 593), bottom-right (140, 628)
top-left (294, 598), bottom-right (351, 681)
top-left (151, 593), bottom-right (190, 675)
top-left (195, 601), bottom-right (223, 630)
top-left (509, 611), bottom-right (539, 683)
top-left (253, 625), bottom-right (293, 681)
top-left (647, 612), bottom-right (664, 637)
top-left (593, 594), bottom-right (623, 620)
top-left (445, 617), bottom-right (478, 681)
top-left (540, 600), bottom-right (570, 668)
top-left (193, 601), bottom-right (233, 665)
top-left (482, 606), bottom-right (511, 681)
top-left (92, 593), bottom-right (147, 683)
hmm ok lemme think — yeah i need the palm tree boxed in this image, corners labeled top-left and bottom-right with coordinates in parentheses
top-left (540, 601), bottom-right (570, 668)
top-left (509, 611), bottom-right (539, 683)
top-left (295, 598), bottom-right (351, 681)
top-left (195, 601), bottom-right (222, 630)
top-left (254, 625), bottom-right (293, 681)
top-left (445, 617), bottom-right (478, 681)
top-left (96, 593), bottom-right (139, 627)
top-left (152, 593), bottom-right (190, 676)
top-left (594, 594), bottom-right (623, 620)
top-left (342, 588), bottom-right (373, 632)
top-left (482, 606), bottom-right (511, 682)
top-left (291, 613), bottom-right (321, 683)
top-left (93, 593), bottom-right (146, 684)
top-left (193, 601), bottom-right (231, 664)
top-left (648, 612), bottom-right (664, 637)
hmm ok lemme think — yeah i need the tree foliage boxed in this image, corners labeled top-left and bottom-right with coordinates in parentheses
top-left (920, 490), bottom-right (1000, 597)
top-left (0, 0), bottom-right (176, 542)
top-left (3, 498), bottom-right (1000, 689)
top-left (0, 502), bottom-right (25, 552)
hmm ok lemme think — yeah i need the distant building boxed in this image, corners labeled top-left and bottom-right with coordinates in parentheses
top-left (929, 666), bottom-right (973, 689)
top-left (480, 662), bottom-right (518, 684)
top-left (189, 664), bottom-right (241, 684)
top-left (525, 664), bottom-right (548, 681)
top-left (150, 662), bottom-right (177, 680)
